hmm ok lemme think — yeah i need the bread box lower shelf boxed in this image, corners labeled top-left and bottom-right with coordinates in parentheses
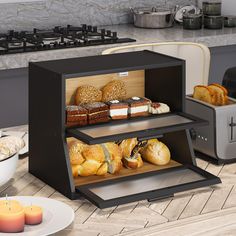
top-left (75, 164), bottom-right (221, 209)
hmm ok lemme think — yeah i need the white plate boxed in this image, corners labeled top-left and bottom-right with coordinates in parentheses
top-left (0, 196), bottom-right (75, 236)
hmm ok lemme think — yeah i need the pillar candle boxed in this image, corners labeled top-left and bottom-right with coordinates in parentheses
top-left (0, 199), bottom-right (21, 207)
top-left (24, 205), bottom-right (43, 225)
top-left (0, 204), bottom-right (25, 233)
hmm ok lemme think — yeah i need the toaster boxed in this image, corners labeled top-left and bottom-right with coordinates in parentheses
top-left (186, 96), bottom-right (236, 164)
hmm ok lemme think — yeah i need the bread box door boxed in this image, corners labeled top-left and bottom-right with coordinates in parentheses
top-left (76, 165), bottom-right (220, 209)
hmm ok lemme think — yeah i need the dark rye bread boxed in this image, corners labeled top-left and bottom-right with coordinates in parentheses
top-left (66, 105), bottom-right (88, 126)
top-left (82, 102), bottom-right (109, 124)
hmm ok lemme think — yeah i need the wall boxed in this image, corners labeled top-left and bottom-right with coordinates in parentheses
top-left (0, 0), bottom-right (196, 32)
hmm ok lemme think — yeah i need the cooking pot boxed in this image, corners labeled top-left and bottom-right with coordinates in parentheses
top-left (131, 7), bottom-right (175, 29)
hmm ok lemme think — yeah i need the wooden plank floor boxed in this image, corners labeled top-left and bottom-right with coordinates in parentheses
top-left (1, 125), bottom-right (236, 236)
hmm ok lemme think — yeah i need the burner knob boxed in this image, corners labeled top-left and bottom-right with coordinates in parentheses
top-left (101, 29), bottom-right (106, 35)
top-left (112, 32), bottom-right (117, 39)
top-left (87, 25), bottom-right (92, 32)
top-left (9, 30), bottom-right (14, 36)
top-left (92, 26), bottom-right (97, 32)
top-left (107, 30), bottom-right (111, 36)
top-left (82, 24), bottom-right (87, 31)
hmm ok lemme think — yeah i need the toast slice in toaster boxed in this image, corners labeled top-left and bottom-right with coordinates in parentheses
top-left (208, 84), bottom-right (228, 106)
top-left (193, 85), bottom-right (215, 104)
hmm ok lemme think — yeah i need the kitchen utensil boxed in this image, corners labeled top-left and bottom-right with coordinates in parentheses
top-left (175, 5), bottom-right (201, 23)
top-left (204, 15), bottom-right (223, 29)
top-left (183, 11), bottom-right (203, 30)
top-left (224, 15), bottom-right (236, 27)
top-left (202, 1), bottom-right (222, 16)
top-left (130, 7), bottom-right (175, 29)
top-left (0, 196), bottom-right (75, 236)
top-left (186, 96), bottom-right (236, 164)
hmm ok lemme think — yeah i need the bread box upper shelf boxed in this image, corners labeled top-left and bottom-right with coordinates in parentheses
top-left (29, 50), bottom-right (207, 145)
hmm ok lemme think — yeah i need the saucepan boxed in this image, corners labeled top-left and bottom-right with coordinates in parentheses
top-left (130, 7), bottom-right (176, 29)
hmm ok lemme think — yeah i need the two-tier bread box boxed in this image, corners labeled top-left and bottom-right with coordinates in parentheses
top-left (29, 50), bottom-right (221, 209)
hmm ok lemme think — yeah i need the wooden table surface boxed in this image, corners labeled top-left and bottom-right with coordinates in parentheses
top-left (1, 126), bottom-right (236, 236)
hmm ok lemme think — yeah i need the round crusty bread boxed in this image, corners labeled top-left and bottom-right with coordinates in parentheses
top-left (141, 141), bottom-right (171, 166)
top-left (102, 80), bottom-right (127, 102)
top-left (75, 85), bottom-right (102, 104)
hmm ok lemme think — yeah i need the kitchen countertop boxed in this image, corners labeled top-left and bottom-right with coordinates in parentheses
top-left (1, 24), bottom-right (236, 70)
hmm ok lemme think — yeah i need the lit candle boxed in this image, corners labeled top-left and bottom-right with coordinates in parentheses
top-left (0, 204), bottom-right (25, 233)
top-left (24, 205), bottom-right (43, 225)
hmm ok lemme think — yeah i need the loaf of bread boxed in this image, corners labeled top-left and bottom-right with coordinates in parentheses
top-left (102, 80), bottom-right (127, 102)
top-left (193, 84), bottom-right (228, 106)
top-left (75, 85), bottom-right (102, 104)
top-left (68, 139), bottom-right (122, 177)
top-left (140, 140), bottom-right (171, 165)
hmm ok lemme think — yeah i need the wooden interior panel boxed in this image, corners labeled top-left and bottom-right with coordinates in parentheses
top-left (66, 70), bottom-right (145, 105)
top-left (74, 160), bottom-right (181, 186)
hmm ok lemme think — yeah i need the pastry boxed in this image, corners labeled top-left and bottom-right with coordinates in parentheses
top-left (101, 143), bottom-right (123, 174)
top-left (102, 80), bottom-right (127, 102)
top-left (140, 140), bottom-right (171, 165)
top-left (124, 97), bottom-right (150, 117)
top-left (68, 140), bottom-right (122, 176)
top-left (123, 153), bottom-right (143, 169)
top-left (119, 138), bottom-right (138, 159)
top-left (149, 102), bottom-right (170, 114)
top-left (107, 100), bottom-right (129, 120)
top-left (82, 102), bottom-right (109, 125)
top-left (67, 139), bottom-right (87, 165)
top-left (66, 105), bottom-right (88, 127)
top-left (75, 85), bottom-right (102, 104)
top-left (119, 138), bottom-right (145, 169)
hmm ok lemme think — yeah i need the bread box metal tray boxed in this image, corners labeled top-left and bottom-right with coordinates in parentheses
top-left (29, 50), bottom-right (221, 208)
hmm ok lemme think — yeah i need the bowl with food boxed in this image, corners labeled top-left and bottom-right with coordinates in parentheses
top-left (0, 136), bottom-right (25, 186)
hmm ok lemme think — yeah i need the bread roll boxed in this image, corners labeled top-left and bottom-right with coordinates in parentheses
top-left (141, 141), bottom-right (171, 165)
top-left (102, 80), bottom-right (127, 102)
top-left (75, 85), bottom-right (102, 104)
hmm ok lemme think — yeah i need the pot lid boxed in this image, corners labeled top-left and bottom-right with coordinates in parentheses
top-left (132, 7), bottom-right (171, 15)
top-left (175, 5), bottom-right (201, 23)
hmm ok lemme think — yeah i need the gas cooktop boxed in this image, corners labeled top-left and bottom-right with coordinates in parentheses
top-left (0, 25), bottom-right (136, 55)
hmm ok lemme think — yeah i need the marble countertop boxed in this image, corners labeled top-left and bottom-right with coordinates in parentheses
top-left (1, 24), bottom-right (236, 70)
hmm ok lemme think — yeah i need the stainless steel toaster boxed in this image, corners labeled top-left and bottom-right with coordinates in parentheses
top-left (186, 96), bottom-right (236, 164)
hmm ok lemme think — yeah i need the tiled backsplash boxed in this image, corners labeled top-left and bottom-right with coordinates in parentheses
top-left (0, 0), bottom-right (196, 32)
